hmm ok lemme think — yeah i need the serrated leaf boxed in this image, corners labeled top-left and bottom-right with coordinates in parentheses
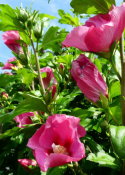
top-left (87, 152), bottom-right (120, 170)
top-left (0, 95), bottom-right (49, 123)
top-left (47, 165), bottom-right (67, 175)
top-left (57, 54), bottom-right (73, 68)
top-left (0, 124), bottom-right (38, 139)
top-left (80, 118), bottom-right (97, 131)
top-left (19, 31), bottom-right (31, 45)
top-left (58, 9), bottom-right (79, 27)
top-left (110, 125), bottom-right (125, 159)
top-left (70, 0), bottom-right (116, 14)
top-left (71, 107), bottom-right (97, 118)
top-left (0, 4), bottom-right (23, 31)
top-left (17, 68), bottom-right (37, 86)
top-left (41, 27), bottom-right (67, 51)
top-left (0, 74), bottom-right (15, 87)
top-left (39, 13), bottom-right (57, 20)
top-left (109, 81), bottom-right (121, 99)
top-left (85, 135), bottom-right (104, 153)
top-left (109, 96), bottom-right (121, 124)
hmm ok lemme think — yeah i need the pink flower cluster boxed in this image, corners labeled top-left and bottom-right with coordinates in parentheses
top-left (27, 114), bottom-right (86, 172)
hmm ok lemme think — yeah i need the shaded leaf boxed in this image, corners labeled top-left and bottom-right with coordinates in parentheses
top-left (87, 152), bottom-right (120, 170)
top-left (110, 125), bottom-right (125, 159)
top-left (47, 165), bottom-right (67, 175)
top-left (0, 74), bottom-right (15, 88)
top-left (17, 68), bottom-right (37, 86)
top-left (80, 118), bottom-right (97, 131)
top-left (109, 81), bottom-right (121, 99)
top-left (0, 95), bottom-right (49, 123)
top-left (41, 27), bottom-right (67, 51)
top-left (70, 0), bottom-right (116, 14)
top-left (109, 97), bottom-right (121, 124)
top-left (85, 135), bottom-right (104, 153)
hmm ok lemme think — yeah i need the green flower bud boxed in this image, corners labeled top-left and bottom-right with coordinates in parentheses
top-left (27, 16), bottom-right (33, 29)
top-left (100, 120), bottom-right (108, 132)
top-left (19, 8), bottom-right (28, 22)
top-left (33, 20), bottom-right (43, 39)
top-left (18, 52), bottom-right (28, 65)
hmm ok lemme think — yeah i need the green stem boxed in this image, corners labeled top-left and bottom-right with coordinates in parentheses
top-left (30, 37), bottom-right (45, 95)
top-left (110, 59), bottom-right (121, 82)
top-left (105, 113), bottom-right (120, 163)
top-left (120, 3), bottom-right (125, 170)
top-left (106, 108), bottom-right (120, 126)
top-left (31, 80), bottom-right (35, 91)
top-left (120, 33), bottom-right (125, 126)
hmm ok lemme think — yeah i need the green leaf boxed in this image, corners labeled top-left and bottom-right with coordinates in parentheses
top-left (0, 124), bottom-right (38, 139)
top-left (39, 13), bottom-right (57, 20)
top-left (85, 135), bottom-right (104, 153)
top-left (0, 4), bottom-right (23, 31)
top-left (0, 95), bottom-right (49, 123)
top-left (87, 152), bottom-right (120, 170)
top-left (94, 58), bottom-right (102, 73)
top-left (0, 62), bottom-right (4, 67)
top-left (17, 68), bottom-right (37, 86)
top-left (41, 27), bottom-right (67, 51)
top-left (80, 118), bottom-right (97, 131)
top-left (58, 9), bottom-right (79, 27)
top-left (109, 81), bottom-right (121, 99)
top-left (0, 74), bottom-right (15, 88)
top-left (109, 96), bottom-right (121, 124)
top-left (47, 165), bottom-right (67, 175)
top-left (71, 107), bottom-right (101, 118)
top-left (19, 31), bottom-right (31, 45)
top-left (113, 50), bottom-right (121, 77)
top-left (39, 52), bottom-right (53, 67)
top-left (70, 0), bottom-right (116, 14)
top-left (57, 54), bottom-right (73, 68)
top-left (0, 127), bottom-right (20, 139)
top-left (110, 125), bottom-right (125, 159)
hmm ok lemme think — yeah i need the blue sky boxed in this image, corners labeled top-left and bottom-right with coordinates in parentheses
top-left (0, 0), bottom-right (123, 73)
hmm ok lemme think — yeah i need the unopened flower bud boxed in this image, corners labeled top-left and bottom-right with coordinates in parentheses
top-left (1, 92), bottom-right (8, 101)
top-left (33, 21), bottom-right (43, 39)
top-left (100, 120), bottom-right (108, 132)
top-left (27, 16), bottom-right (33, 29)
top-left (44, 85), bottom-right (57, 104)
top-left (18, 52), bottom-right (28, 65)
top-left (59, 63), bottom-right (65, 76)
top-left (19, 8), bottom-right (28, 22)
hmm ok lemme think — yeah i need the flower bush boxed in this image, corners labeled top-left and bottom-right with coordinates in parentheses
top-left (0, 1), bottom-right (125, 175)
